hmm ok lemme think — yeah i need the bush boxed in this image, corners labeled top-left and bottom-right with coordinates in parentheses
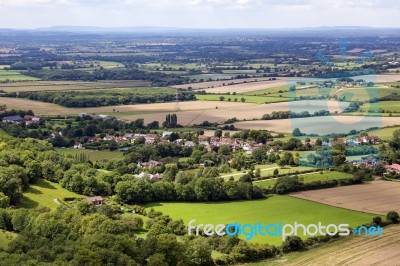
top-left (386, 211), bottom-right (399, 224)
top-left (281, 236), bottom-right (305, 253)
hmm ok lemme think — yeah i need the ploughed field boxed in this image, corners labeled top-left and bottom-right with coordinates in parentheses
top-left (290, 180), bottom-right (400, 215)
top-left (245, 224), bottom-right (400, 266)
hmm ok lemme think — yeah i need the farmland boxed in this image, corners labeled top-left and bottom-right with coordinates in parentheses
top-left (123, 100), bottom-right (349, 125)
top-left (221, 164), bottom-right (314, 180)
top-left (360, 101), bottom-right (400, 113)
top-left (0, 80), bottom-right (151, 92)
top-left (234, 116), bottom-right (400, 134)
top-left (254, 171), bottom-right (354, 189)
top-left (244, 224), bottom-right (400, 266)
top-left (55, 148), bottom-right (124, 161)
top-left (0, 70), bottom-right (40, 81)
top-left (146, 196), bottom-right (376, 245)
top-left (195, 94), bottom-right (289, 104)
top-left (291, 180), bottom-right (400, 215)
top-left (20, 179), bottom-right (84, 209)
top-left (368, 126), bottom-right (400, 141)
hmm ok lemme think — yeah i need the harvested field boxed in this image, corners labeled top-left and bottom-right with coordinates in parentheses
top-left (246, 224), bottom-right (400, 266)
top-left (0, 98), bottom-right (254, 117)
top-left (234, 116), bottom-right (400, 134)
top-left (173, 77), bottom-right (281, 90)
top-left (174, 75), bottom-right (400, 93)
top-left (122, 100), bottom-right (347, 125)
top-left (290, 180), bottom-right (400, 215)
top-left (0, 80), bottom-right (150, 92)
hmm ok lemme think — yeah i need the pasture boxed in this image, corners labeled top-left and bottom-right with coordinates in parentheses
top-left (234, 116), bottom-right (400, 134)
top-left (220, 164), bottom-right (313, 180)
top-left (254, 171), bottom-right (354, 189)
top-left (368, 126), bottom-right (400, 141)
top-left (331, 85), bottom-right (400, 102)
top-left (244, 224), bottom-right (400, 266)
top-left (291, 180), bottom-right (400, 215)
top-left (56, 148), bottom-right (124, 161)
top-left (146, 196), bottom-right (376, 245)
top-left (0, 70), bottom-right (40, 81)
top-left (359, 101), bottom-right (400, 113)
top-left (20, 179), bottom-right (83, 209)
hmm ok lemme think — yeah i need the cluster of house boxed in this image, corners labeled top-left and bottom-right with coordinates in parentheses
top-left (2, 115), bottom-right (41, 125)
top-left (321, 135), bottom-right (380, 147)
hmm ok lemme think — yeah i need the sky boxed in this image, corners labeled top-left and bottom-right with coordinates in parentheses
top-left (0, 0), bottom-right (399, 29)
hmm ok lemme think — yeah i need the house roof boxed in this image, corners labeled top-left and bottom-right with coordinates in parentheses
top-left (388, 164), bottom-right (400, 172)
top-left (83, 196), bottom-right (103, 202)
top-left (3, 115), bottom-right (23, 121)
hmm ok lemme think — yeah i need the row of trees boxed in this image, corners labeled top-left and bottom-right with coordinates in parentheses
top-left (13, 89), bottom-right (195, 108)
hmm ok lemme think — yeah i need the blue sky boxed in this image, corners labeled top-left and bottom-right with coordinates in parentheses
top-left (0, 0), bottom-right (399, 29)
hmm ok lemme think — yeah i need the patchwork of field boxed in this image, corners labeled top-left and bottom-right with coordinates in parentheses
top-left (146, 196), bottom-right (376, 245)
top-left (0, 70), bottom-right (40, 81)
top-left (234, 116), bottom-right (400, 134)
top-left (0, 80), bottom-right (150, 92)
top-left (291, 180), bottom-right (400, 215)
top-left (246, 224), bottom-right (400, 266)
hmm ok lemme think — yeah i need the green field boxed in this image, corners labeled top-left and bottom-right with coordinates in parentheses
top-left (367, 126), bottom-right (400, 141)
top-left (254, 171), bottom-right (354, 189)
top-left (146, 196), bottom-right (376, 245)
top-left (331, 85), bottom-right (399, 102)
top-left (56, 148), bottom-right (124, 161)
top-left (0, 70), bottom-right (40, 81)
top-left (195, 94), bottom-right (289, 104)
top-left (359, 101), bottom-right (400, 113)
top-left (0, 230), bottom-right (17, 250)
top-left (220, 164), bottom-right (313, 180)
top-left (20, 179), bottom-right (84, 209)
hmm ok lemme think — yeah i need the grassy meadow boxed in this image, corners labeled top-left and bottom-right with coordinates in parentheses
top-left (146, 196), bottom-right (376, 245)
top-left (56, 148), bottom-right (124, 161)
top-left (254, 171), bottom-right (354, 189)
top-left (20, 179), bottom-right (84, 209)
top-left (0, 70), bottom-right (40, 81)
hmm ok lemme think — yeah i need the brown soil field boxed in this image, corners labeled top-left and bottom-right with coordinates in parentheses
top-left (234, 116), bottom-right (400, 134)
top-left (252, 224), bottom-right (400, 266)
top-left (290, 181), bottom-right (400, 215)
top-left (0, 80), bottom-right (150, 92)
